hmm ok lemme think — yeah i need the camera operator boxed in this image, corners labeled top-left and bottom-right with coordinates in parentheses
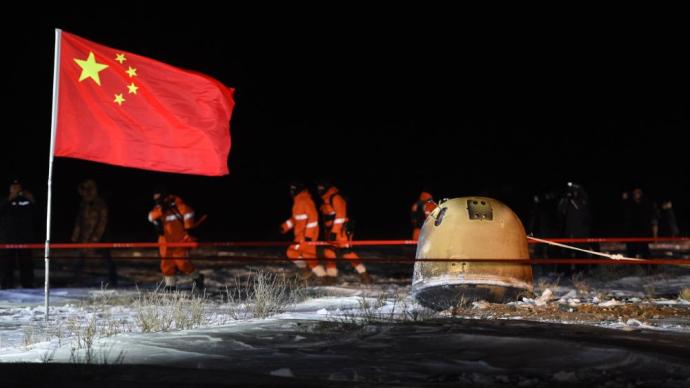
top-left (0, 180), bottom-right (36, 288)
top-left (622, 187), bottom-right (657, 259)
top-left (528, 188), bottom-right (559, 261)
top-left (557, 182), bottom-right (592, 274)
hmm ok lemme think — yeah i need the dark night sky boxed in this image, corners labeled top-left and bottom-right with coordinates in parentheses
top-left (2, 8), bottom-right (688, 242)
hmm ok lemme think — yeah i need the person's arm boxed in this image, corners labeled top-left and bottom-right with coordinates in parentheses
top-left (282, 200), bottom-right (298, 234)
top-left (305, 201), bottom-right (319, 240)
top-left (411, 201), bottom-right (419, 225)
top-left (281, 216), bottom-right (295, 233)
top-left (148, 206), bottom-right (164, 236)
top-left (23, 190), bottom-right (35, 203)
top-left (331, 195), bottom-right (347, 235)
top-left (148, 207), bottom-right (163, 224)
top-left (91, 201), bottom-right (108, 242)
top-left (71, 205), bottom-right (82, 242)
top-left (557, 197), bottom-right (567, 215)
top-left (292, 199), bottom-right (308, 238)
top-left (176, 199), bottom-right (195, 230)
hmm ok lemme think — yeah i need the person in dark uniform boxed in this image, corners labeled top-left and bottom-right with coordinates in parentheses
top-left (71, 179), bottom-right (117, 286)
top-left (528, 187), bottom-right (559, 259)
top-left (557, 182), bottom-right (592, 274)
top-left (622, 187), bottom-right (658, 259)
top-left (657, 199), bottom-right (680, 237)
top-left (0, 180), bottom-right (36, 288)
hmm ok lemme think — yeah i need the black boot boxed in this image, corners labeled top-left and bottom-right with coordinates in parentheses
top-left (359, 272), bottom-right (373, 285)
top-left (300, 267), bottom-right (315, 281)
top-left (192, 273), bottom-right (205, 291)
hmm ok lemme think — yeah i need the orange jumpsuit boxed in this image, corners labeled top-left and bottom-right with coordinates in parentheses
top-left (411, 191), bottom-right (437, 240)
top-left (281, 189), bottom-right (320, 268)
top-left (148, 195), bottom-right (196, 277)
top-left (320, 187), bottom-right (366, 275)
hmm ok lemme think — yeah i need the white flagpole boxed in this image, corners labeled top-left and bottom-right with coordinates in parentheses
top-left (45, 28), bottom-right (62, 321)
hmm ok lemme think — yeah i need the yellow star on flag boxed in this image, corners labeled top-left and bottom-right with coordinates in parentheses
top-left (127, 82), bottom-right (139, 94)
top-left (115, 53), bottom-right (127, 64)
top-left (113, 93), bottom-right (126, 105)
top-left (126, 66), bottom-right (137, 77)
top-left (74, 52), bottom-right (109, 86)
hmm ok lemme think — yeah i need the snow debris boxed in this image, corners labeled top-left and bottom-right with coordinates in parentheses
top-left (535, 289), bottom-right (553, 306)
top-left (625, 319), bottom-right (644, 327)
top-left (517, 377), bottom-right (539, 386)
top-left (495, 375), bottom-right (510, 383)
top-left (470, 372), bottom-right (493, 385)
top-left (599, 299), bottom-right (622, 307)
top-left (553, 370), bottom-right (578, 383)
top-left (269, 368), bottom-right (294, 378)
top-left (472, 300), bottom-right (490, 310)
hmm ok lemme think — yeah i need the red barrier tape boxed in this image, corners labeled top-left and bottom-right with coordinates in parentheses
top-left (21, 256), bottom-right (690, 265)
top-left (1, 237), bottom-right (688, 250)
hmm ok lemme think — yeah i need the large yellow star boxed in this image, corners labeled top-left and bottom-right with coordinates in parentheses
top-left (74, 52), bottom-right (109, 86)
top-left (113, 93), bottom-right (126, 106)
top-left (115, 53), bottom-right (126, 64)
top-left (126, 66), bottom-right (137, 77)
top-left (127, 82), bottom-right (138, 94)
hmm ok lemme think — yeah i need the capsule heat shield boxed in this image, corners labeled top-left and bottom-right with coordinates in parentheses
top-left (412, 197), bottom-right (533, 310)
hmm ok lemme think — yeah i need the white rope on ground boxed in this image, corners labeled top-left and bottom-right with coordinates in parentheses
top-left (526, 236), bottom-right (644, 261)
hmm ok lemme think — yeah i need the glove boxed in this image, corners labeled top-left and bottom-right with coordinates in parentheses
top-left (153, 221), bottom-right (164, 236)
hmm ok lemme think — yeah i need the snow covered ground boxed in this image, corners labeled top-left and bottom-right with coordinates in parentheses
top-left (1, 262), bottom-right (690, 386)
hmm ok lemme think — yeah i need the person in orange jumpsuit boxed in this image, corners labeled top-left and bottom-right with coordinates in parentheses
top-left (148, 187), bottom-right (203, 290)
top-left (316, 181), bottom-right (371, 285)
top-left (281, 182), bottom-right (326, 281)
top-left (411, 191), bottom-right (437, 240)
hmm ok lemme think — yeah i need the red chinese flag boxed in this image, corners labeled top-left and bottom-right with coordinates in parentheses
top-left (56, 31), bottom-right (235, 176)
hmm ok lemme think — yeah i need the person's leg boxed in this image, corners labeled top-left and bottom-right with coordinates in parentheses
top-left (640, 243), bottom-right (654, 273)
top-left (301, 242), bottom-right (326, 281)
top-left (339, 235), bottom-right (370, 284)
top-left (18, 249), bottom-right (34, 288)
top-left (412, 228), bottom-right (420, 241)
top-left (627, 243), bottom-right (641, 258)
top-left (0, 249), bottom-right (15, 289)
top-left (72, 249), bottom-right (86, 285)
top-left (160, 255), bottom-right (177, 289)
top-left (172, 249), bottom-right (204, 289)
top-left (103, 249), bottom-right (118, 287)
top-left (323, 245), bottom-right (338, 278)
